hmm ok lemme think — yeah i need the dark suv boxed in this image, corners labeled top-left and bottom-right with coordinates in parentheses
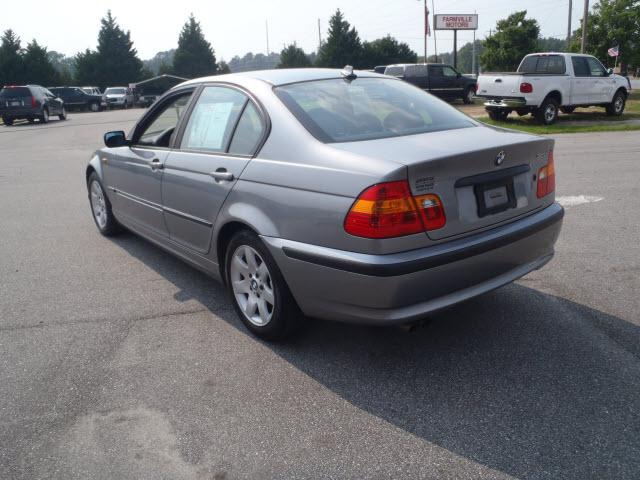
top-left (0, 85), bottom-right (66, 125)
top-left (384, 63), bottom-right (478, 104)
top-left (48, 86), bottom-right (104, 112)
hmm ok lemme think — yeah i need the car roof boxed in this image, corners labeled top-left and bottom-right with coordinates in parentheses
top-left (180, 68), bottom-right (386, 88)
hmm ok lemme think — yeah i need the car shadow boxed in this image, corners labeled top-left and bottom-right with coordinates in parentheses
top-left (110, 231), bottom-right (640, 479)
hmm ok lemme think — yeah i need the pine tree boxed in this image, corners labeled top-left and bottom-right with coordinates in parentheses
top-left (23, 40), bottom-right (58, 86)
top-left (0, 30), bottom-right (24, 86)
top-left (278, 43), bottom-right (311, 68)
top-left (172, 15), bottom-right (217, 78)
top-left (316, 10), bottom-right (363, 68)
top-left (92, 11), bottom-right (144, 88)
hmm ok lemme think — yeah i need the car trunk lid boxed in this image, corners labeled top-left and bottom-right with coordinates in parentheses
top-left (332, 125), bottom-right (554, 241)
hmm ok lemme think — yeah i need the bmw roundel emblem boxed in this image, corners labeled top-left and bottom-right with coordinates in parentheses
top-left (495, 150), bottom-right (506, 166)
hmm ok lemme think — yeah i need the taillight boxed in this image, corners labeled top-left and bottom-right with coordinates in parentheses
top-left (31, 96), bottom-right (37, 108)
top-left (537, 150), bottom-right (556, 198)
top-left (344, 180), bottom-right (445, 238)
top-left (520, 82), bottom-right (533, 93)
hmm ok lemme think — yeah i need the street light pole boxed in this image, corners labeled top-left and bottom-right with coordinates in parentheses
top-left (581, 0), bottom-right (589, 53)
top-left (432, 0), bottom-right (438, 62)
top-left (424, 0), bottom-right (428, 62)
top-left (566, 0), bottom-right (573, 50)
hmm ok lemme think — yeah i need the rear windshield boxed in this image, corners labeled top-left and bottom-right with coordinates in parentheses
top-left (275, 77), bottom-right (474, 143)
top-left (518, 55), bottom-right (566, 74)
top-left (105, 88), bottom-right (126, 94)
top-left (384, 66), bottom-right (404, 76)
top-left (0, 87), bottom-right (31, 98)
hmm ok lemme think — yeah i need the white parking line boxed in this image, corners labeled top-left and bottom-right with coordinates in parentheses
top-left (556, 195), bottom-right (604, 208)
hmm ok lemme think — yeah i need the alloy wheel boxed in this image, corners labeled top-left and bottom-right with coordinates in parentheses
top-left (229, 245), bottom-right (275, 326)
top-left (90, 180), bottom-right (108, 229)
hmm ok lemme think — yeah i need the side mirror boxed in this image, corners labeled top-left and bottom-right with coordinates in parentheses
top-left (104, 130), bottom-right (129, 148)
top-left (607, 68), bottom-right (614, 76)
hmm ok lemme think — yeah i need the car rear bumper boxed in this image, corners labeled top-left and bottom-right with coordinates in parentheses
top-left (262, 202), bottom-right (564, 325)
top-left (0, 107), bottom-right (39, 118)
top-left (482, 97), bottom-right (528, 109)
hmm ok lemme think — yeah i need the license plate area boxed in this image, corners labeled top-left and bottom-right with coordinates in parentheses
top-left (473, 177), bottom-right (517, 218)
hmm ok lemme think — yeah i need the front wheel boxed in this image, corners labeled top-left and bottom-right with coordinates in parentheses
top-left (89, 102), bottom-right (100, 112)
top-left (225, 230), bottom-right (300, 341)
top-left (87, 172), bottom-right (122, 236)
top-left (487, 108), bottom-right (509, 121)
top-left (59, 106), bottom-right (67, 121)
top-left (40, 109), bottom-right (49, 124)
top-left (606, 91), bottom-right (626, 116)
top-left (536, 97), bottom-right (559, 125)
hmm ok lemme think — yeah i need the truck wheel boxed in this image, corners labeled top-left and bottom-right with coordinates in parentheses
top-left (536, 97), bottom-right (559, 125)
top-left (560, 106), bottom-right (575, 114)
top-left (462, 87), bottom-right (474, 104)
top-left (606, 91), bottom-right (626, 116)
top-left (487, 108), bottom-right (509, 121)
top-left (89, 102), bottom-right (100, 112)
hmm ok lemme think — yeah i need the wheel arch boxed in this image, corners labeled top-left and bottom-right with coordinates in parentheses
top-left (215, 220), bottom-right (260, 284)
top-left (544, 90), bottom-right (562, 105)
top-left (85, 153), bottom-right (103, 186)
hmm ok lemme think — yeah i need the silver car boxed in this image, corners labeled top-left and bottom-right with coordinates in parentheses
top-left (86, 68), bottom-right (563, 340)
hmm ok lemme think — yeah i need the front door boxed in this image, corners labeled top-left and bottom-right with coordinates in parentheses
top-left (161, 85), bottom-right (266, 253)
top-left (105, 89), bottom-right (195, 236)
top-left (585, 56), bottom-right (613, 103)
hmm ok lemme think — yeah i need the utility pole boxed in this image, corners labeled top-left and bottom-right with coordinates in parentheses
top-left (265, 20), bottom-right (270, 55)
top-left (566, 0), bottom-right (573, 50)
top-left (581, 0), bottom-right (589, 53)
top-left (432, 0), bottom-right (438, 62)
top-left (423, 0), bottom-right (428, 63)
top-left (318, 18), bottom-right (322, 51)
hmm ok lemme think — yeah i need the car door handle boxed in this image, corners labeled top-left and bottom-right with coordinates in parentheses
top-left (150, 159), bottom-right (164, 170)
top-left (209, 169), bottom-right (234, 182)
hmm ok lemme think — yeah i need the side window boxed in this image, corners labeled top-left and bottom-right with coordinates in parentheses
top-left (180, 86), bottom-right (247, 153)
top-left (443, 66), bottom-right (457, 77)
top-left (414, 65), bottom-right (428, 76)
top-left (586, 57), bottom-right (606, 77)
top-left (572, 57), bottom-right (590, 77)
top-left (405, 65), bottom-right (417, 77)
top-left (137, 92), bottom-right (193, 147)
top-left (228, 102), bottom-right (264, 156)
top-left (429, 65), bottom-right (444, 77)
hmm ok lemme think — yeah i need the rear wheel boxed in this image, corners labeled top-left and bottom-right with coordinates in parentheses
top-left (40, 108), bottom-right (49, 124)
top-left (487, 108), bottom-right (509, 121)
top-left (225, 230), bottom-right (300, 341)
top-left (536, 97), bottom-right (559, 125)
top-left (87, 172), bottom-right (122, 236)
top-left (606, 91), bottom-right (626, 116)
top-left (3, 117), bottom-right (13, 126)
top-left (58, 106), bottom-right (67, 121)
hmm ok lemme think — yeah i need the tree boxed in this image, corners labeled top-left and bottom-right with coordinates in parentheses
top-left (278, 43), bottom-right (311, 68)
top-left (74, 49), bottom-right (100, 85)
top-left (0, 29), bottom-right (24, 86)
top-left (22, 40), bottom-right (58, 86)
top-left (47, 51), bottom-right (75, 84)
top-left (171, 15), bottom-right (217, 78)
top-left (361, 35), bottom-right (417, 68)
top-left (90, 11), bottom-right (144, 88)
top-left (316, 9), bottom-right (363, 68)
top-left (569, 0), bottom-right (640, 70)
top-left (217, 61), bottom-right (231, 74)
top-left (481, 11), bottom-right (540, 71)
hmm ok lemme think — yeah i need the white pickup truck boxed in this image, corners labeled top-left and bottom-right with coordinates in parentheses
top-left (476, 52), bottom-right (632, 124)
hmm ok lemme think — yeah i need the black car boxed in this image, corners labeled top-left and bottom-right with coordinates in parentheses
top-left (384, 63), bottom-right (477, 104)
top-left (0, 85), bottom-right (66, 125)
top-left (48, 86), bottom-right (104, 112)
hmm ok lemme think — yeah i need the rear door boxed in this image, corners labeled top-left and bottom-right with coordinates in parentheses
top-left (161, 85), bottom-right (266, 253)
top-left (105, 88), bottom-right (195, 235)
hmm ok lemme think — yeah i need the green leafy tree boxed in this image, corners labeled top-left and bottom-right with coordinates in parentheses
top-left (0, 29), bottom-right (24, 86)
top-left (90, 11), bottom-right (144, 88)
top-left (569, 0), bottom-right (640, 69)
top-left (74, 49), bottom-right (100, 85)
top-left (22, 40), bottom-right (58, 86)
top-left (361, 35), bottom-right (417, 68)
top-left (47, 51), bottom-right (75, 85)
top-left (316, 9), bottom-right (363, 68)
top-left (217, 60), bottom-right (231, 74)
top-left (481, 11), bottom-right (540, 71)
top-left (171, 15), bottom-right (217, 78)
top-left (278, 43), bottom-right (311, 68)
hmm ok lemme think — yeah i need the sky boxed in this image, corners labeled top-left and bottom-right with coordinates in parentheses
top-left (2, 0), bottom-right (586, 61)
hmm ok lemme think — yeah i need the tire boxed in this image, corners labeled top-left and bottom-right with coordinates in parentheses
top-left (487, 108), bottom-right (509, 121)
top-left (225, 230), bottom-right (301, 341)
top-left (58, 106), bottom-right (67, 121)
top-left (560, 106), bottom-right (575, 114)
top-left (462, 87), bottom-right (474, 104)
top-left (606, 90), bottom-right (626, 116)
top-left (3, 117), bottom-right (13, 126)
top-left (89, 102), bottom-right (99, 112)
top-left (40, 108), bottom-right (49, 124)
top-left (536, 97), bottom-right (559, 125)
top-left (87, 172), bottom-right (122, 236)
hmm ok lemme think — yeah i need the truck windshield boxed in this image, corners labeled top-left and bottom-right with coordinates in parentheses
top-left (275, 77), bottom-right (474, 143)
top-left (518, 55), bottom-right (566, 74)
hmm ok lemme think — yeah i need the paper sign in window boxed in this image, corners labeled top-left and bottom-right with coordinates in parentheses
top-left (186, 101), bottom-right (234, 150)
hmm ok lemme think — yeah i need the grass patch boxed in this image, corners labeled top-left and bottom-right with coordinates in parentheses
top-left (479, 117), bottom-right (640, 134)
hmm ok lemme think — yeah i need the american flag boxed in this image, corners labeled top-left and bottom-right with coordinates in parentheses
top-left (608, 46), bottom-right (620, 57)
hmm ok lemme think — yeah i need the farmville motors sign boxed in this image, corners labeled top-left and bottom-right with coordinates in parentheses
top-left (434, 14), bottom-right (478, 30)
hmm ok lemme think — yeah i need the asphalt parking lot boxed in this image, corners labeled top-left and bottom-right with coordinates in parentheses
top-left (1, 109), bottom-right (639, 479)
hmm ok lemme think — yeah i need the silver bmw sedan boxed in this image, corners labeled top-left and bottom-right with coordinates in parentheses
top-left (86, 67), bottom-right (563, 340)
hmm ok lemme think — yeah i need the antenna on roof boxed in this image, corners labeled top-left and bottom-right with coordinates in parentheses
top-left (341, 65), bottom-right (357, 82)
